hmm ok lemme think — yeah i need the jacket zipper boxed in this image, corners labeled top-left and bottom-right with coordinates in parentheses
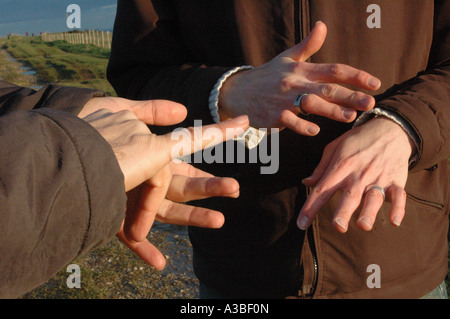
top-left (303, 187), bottom-right (319, 298)
top-left (295, 0), bottom-right (318, 298)
top-left (306, 226), bottom-right (318, 297)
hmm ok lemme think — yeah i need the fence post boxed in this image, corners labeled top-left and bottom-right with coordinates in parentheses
top-left (39, 30), bottom-right (113, 48)
top-left (107, 31), bottom-right (111, 49)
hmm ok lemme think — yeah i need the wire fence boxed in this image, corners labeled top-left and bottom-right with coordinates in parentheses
top-left (41, 30), bottom-right (112, 49)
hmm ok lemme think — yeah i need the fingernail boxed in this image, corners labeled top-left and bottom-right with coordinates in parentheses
top-left (334, 218), bottom-right (347, 231)
top-left (342, 109), bottom-right (355, 120)
top-left (297, 216), bottom-right (310, 230)
top-left (232, 115), bottom-right (249, 125)
top-left (358, 216), bottom-right (372, 229)
top-left (302, 177), bottom-right (313, 185)
top-left (368, 77), bottom-right (381, 89)
top-left (392, 214), bottom-right (402, 227)
top-left (307, 126), bottom-right (320, 135)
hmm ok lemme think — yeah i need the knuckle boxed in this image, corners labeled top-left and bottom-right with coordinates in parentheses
top-left (186, 126), bottom-right (200, 144)
top-left (278, 109), bottom-right (289, 122)
top-left (350, 91), bottom-right (364, 105)
top-left (132, 119), bottom-right (150, 132)
top-left (278, 109), bottom-right (295, 125)
top-left (116, 109), bottom-right (136, 119)
top-left (280, 76), bottom-right (296, 91)
top-left (354, 70), bottom-right (369, 84)
top-left (311, 184), bottom-right (329, 200)
top-left (400, 189), bottom-right (407, 198)
top-left (159, 201), bottom-right (174, 220)
top-left (343, 187), bottom-right (361, 200)
top-left (329, 63), bottom-right (345, 78)
top-left (320, 83), bottom-right (338, 98)
top-left (334, 157), bottom-right (354, 172)
top-left (290, 61), bottom-right (305, 73)
top-left (323, 143), bottom-right (332, 154)
top-left (392, 187), bottom-right (407, 201)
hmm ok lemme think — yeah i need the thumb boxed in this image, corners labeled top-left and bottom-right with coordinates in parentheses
top-left (128, 99), bottom-right (188, 126)
top-left (280, 21), bottom-right (327, 62)
top-left (302, 137), bottom-right (337, 187)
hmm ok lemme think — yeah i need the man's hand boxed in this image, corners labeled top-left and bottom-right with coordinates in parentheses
top-left (218, 21), bottom-right (381, 135)
top-left (82, 100), bottom-right (249, 269)
top-left (297, 117), bottom-right (415, 232)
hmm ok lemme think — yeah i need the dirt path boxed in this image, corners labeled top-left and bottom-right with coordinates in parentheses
top-left (0, 48), bottom-right (43, 88)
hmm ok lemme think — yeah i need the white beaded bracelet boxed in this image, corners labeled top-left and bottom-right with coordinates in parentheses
top-left (207, 65), bottom-right (266, 149)
top-left (208, 65), bottom-right (254, 123)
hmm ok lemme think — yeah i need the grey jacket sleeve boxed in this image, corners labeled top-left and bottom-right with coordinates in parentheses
top-left (0, 83), bottom-right (127, 298)
top-left (0, 80), bottom-right (105, 115)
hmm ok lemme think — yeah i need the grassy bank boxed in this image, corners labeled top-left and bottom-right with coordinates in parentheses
top-left (1, 36), bottom-right (115, 95)
top-left (0, 46), bottom-right (39, 88)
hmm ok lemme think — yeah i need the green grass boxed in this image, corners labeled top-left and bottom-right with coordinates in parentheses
top-left (1, 36), bottom-right (115, 95)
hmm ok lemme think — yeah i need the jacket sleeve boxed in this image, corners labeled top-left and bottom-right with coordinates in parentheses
top-left (0, 80), bottom-right (105, 115)
top-left (107, 0), bottom-right (232, 134)
top-left (374, 1), bottom-right (450, 171)
top-left (0, 84), bottom-right (127, 298)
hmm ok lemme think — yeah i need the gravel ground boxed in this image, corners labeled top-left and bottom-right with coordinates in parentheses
top-left (21, 224), bottom-right (199, 299)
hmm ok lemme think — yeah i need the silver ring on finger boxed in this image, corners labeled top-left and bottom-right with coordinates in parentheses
top-left (365, 184), bottom-right (385, 201)
top-left (294, 93), bottom-right (309, 116)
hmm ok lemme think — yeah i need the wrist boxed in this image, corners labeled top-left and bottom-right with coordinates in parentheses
top-left (208, 65), bottom-right (253, 122)
top-left (367, 117), bottom-right (416, 160)
top-left (355, 108), bottom-right (420, 167)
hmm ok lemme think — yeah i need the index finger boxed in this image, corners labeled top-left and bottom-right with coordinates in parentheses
top-left (166, 115), bottom-right (249, 160)
top-left (297, 182), bottom-right (341, 230)
top-left (302, 63), bottom-right (381, 91)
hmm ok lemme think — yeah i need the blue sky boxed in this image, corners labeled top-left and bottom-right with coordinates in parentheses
top-left (0, 0), bottom-right (117, 36)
